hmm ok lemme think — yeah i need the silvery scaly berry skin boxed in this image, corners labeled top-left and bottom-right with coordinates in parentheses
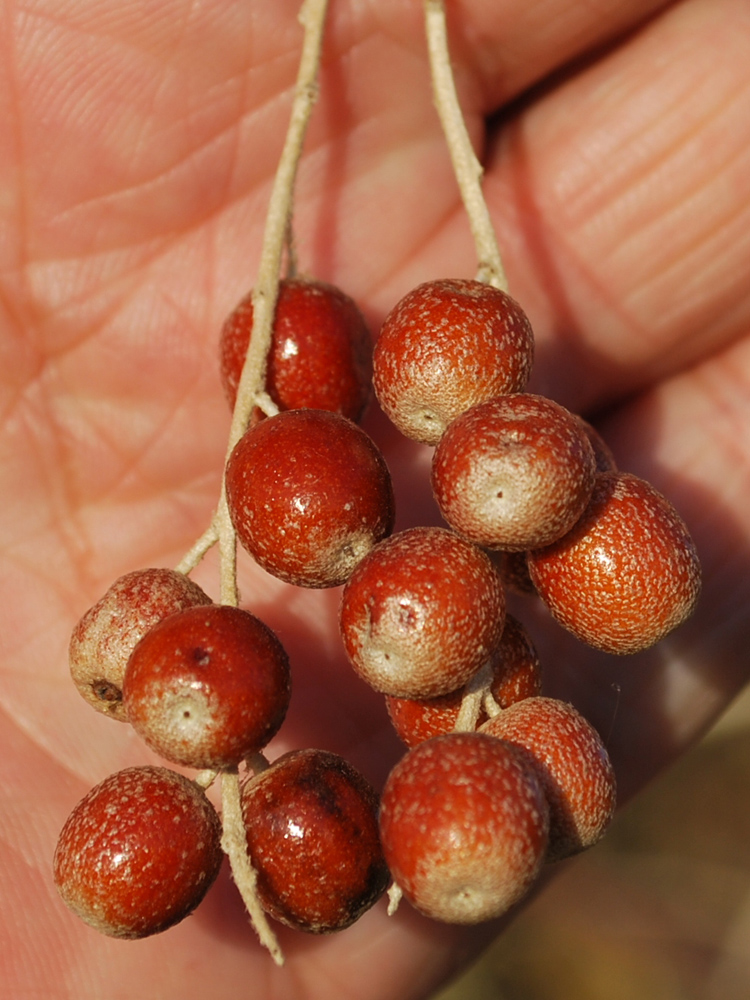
top-left (220, 278), bottom-right (373, 422)
top-left (241, 749), bottom-right (389, 933)
top-left (385, 614), bottom-right (541, 748)
top-left (225, 409), bottom-right (395, 588)
top-left (339, 526), bottom-right (506, 699)
top-left (373, 278), bottom-right (534, 445)
top-left (53, 767), bottom-right (223, 939)
top-left (528, 472), bottom-right (701, 654)
top-left (69, 568), bottom-right (212, 722)
top-left (480, 697), bottom-right (617, 862)
top-left (123, 604), bottom-right (291, 769)
top-left (379, 732), bottom-right (549, 923)
top-left (432, 393), bottom-right (597, 552)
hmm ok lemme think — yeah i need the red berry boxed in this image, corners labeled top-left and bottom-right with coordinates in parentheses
top-left (373, 278), bottom-right (534, 444)
top-left (576, 415), bottom-right (617, 473)
top-left (225, 409), bottom-right (395, 588)
top-left (339, 526), bottom-right (505, 698)
top-left (379, 732), bottom-right (549, 923)
top-left (69, 568), bottom-right (212, 721)
top-left (480, 697), bottom-right (616, 861)
top-left (220, 277), bottom-right (372, 422)
top-left (241, 749), bottom-right (389, 933)
top-left (53, 766), bottom-right (222, 939)
top-left (123, 604), bottom-right (291, 769)
top-left (432, 393), bottom-right (597, 551)
top-left (385, 614), bottom-right (541, 747)
top-left (527, 472), bottom-right (701, 654)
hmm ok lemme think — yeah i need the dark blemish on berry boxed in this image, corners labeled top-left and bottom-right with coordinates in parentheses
top-left (192, 648), bottom-right (211, 667)
top-left (92, 680), bottom-right (122, 703)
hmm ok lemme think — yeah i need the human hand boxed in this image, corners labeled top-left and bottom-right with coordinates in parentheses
top-left (2, 1), bottom-right (749, 997)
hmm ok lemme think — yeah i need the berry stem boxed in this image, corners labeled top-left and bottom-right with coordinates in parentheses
top-left (227, 0), bottom-right (330, 455)
top-left (174, 519), bottom-right (219, 576)
top-left (386, 881), bottom-right (403, 916)
top-left (220, 769), bottom-right (284, 965)
top-left (483, 690), bottom-right (503, 719)
top-left (454, 661), bottom-right (494, 732)
top-left (423, 0), bottom-right (508, 292)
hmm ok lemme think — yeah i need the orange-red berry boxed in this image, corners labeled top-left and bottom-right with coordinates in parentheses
top-left (225, 409), bottom-right (395, 588)
top-left (373, 279), bottom-right (534, 445)
top-left (54, 766), bottom-right (222, 938)
top-left (432, 394), bottom-right (597, 551)
top-left (340, 527), bottom-right (505, 698)
top-left (241, 749), bottom-right (389, 933)
top-left (528, 472), bottom-right (701, 654)
top-left (123, 604), bottom-right (291, 769)
top-left (385, 614), bottom-right (541, 747)
top-left (379, 732), bottom-right (549, 923)
top-left (481, 697), bottom-right (616, 861)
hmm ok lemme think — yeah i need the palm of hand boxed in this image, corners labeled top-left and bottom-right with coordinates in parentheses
top-left (2, 2), bottom-right (749, 998)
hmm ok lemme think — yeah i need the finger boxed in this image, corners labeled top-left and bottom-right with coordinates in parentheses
top-left (480, 0), bottom-right (750, 411)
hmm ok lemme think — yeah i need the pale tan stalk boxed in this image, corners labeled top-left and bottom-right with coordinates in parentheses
top-left (171, 0), bottom-right (331, 964)
top-left (424, 0), bottom-right (508, 291)
top-left (454, 660), bottom-right (494, 732)
top-left (221, 769), bottom-right (284, 965)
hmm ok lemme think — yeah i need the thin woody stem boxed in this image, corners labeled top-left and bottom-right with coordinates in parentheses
top-left (227, 0), bottom-right (330, 456)
top-left (171, 0), bottom-right (332, 966)
top-left (454, 661), bottom-right (494, 732)
top-left (214, 1), bottom-right (331, 955)
top-left (174, 518), bottom-right (219, 576)
top-left (424, 0), bottom-right (508, 292)
top-left (221, 769), bottom-right (284, 965)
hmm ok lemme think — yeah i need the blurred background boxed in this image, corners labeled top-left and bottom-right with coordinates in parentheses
top-left (433, 685), bottom-right (750, 1000)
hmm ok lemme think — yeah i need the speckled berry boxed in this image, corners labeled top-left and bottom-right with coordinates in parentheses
top-left (241, 749), bottom-right (389, 933)
top-left (373, 279), bottom-right (534, 445)
top-left (339, 527), bottom-right (505, 699)
top-left (385, 614), bottom-right (541, 747)
top-left (432, 393), bottom-right (597, 552)
top-left (379, 732), bottom-right (549, 923)
top-left (69, 569), bottom-right (212, 721)
top-left (123, 604), bottom-right (291, 769)
top-left (225, 409), bottom-right (395, 588)
top-left (527, 472), bottom-right (701, 654)
top-left (53, 766), bottom-right (223, 939)
top-left (220, 278), bottom-right (372, 421)
top-left (480, 697), bottom-right (617, 861)
top-left (576, 416), bottom-right (617, 473)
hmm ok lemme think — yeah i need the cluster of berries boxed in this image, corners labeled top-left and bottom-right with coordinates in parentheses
top-left (54, 274), bottom-right (701, 945)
